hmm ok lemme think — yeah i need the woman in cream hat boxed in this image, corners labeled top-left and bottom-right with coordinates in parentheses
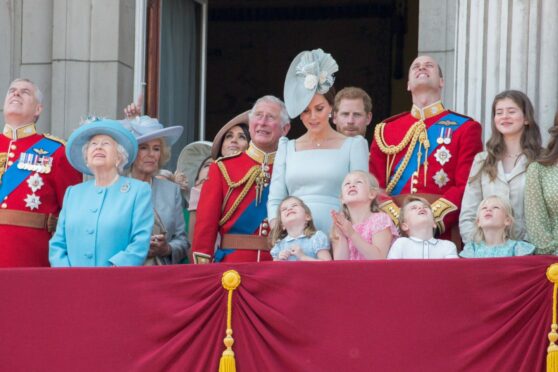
top-left (49, 119), bottom-right (153, 266)
top-left (268, 48), bottom-right (369, 235)
top-left (122, 108), bottom-right (189, 265)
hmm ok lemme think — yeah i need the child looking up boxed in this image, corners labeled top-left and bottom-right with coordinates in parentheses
top-left (331, 171), bottom-right (398, 260)
top-left (388, 196), bottom-right (458, 259)
top-left (270, 196), bottom-right (332, 261)
top-left (460, 195), bottom-right (534, 258)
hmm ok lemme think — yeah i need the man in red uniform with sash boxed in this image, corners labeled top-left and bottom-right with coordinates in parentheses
top-left (369, 56), bottom-right (483, 240)
top-left (0, 78), bottom-right (82, 266)
top-left (192, 96), bottom-right (290, 263)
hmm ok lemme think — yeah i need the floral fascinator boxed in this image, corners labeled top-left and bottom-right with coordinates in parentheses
top-left (283, 48), bottom-right (339, 119)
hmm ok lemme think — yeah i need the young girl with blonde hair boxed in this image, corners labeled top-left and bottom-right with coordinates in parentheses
top-left (331, 171), bottom-right (398, 260)
top-left (460, 195), bottom-right (535, 258)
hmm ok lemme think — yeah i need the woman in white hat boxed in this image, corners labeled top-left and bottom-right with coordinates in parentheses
top-left (122, 113), bottom-right (189, 265)
top-left (268, 48), bottom-right (369, 234)
top-left (49, 119), bottom-right (153, 266)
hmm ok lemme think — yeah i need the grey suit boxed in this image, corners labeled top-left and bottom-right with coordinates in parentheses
top-left (152, 177), bottom-right (189, 264)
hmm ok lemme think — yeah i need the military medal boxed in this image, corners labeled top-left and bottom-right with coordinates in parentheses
top-left (433, 169), bottom-right (450, 188)
top-left (434, 146), bottom-right (452, 166)
top-left (437, 128), bottom-right (452, 145)
top-left (24, 193), bottom-right (41, 210)
top-left (27, 173), bottom-right (44, 192)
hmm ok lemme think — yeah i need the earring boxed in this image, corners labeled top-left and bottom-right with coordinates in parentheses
top-left (328, 113), bottom-right (332, 118)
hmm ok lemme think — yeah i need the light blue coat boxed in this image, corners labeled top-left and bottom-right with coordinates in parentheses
top-left (49, 176), bottom-right (153, 267)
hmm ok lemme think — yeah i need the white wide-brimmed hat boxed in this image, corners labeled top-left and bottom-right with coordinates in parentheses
top-left (66, 119), bottom-right (138, 175)
top-left (283, 48), bottom-right (339, 119)
top-left (122, 115), bottom-right (183, 146)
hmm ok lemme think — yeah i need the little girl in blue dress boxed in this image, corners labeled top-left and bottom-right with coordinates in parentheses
top-left (459, 195), bottom-right (535, 258)
top-left (270, 196), bottom-right (332, 261)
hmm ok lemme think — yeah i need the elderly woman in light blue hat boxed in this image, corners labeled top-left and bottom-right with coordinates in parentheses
top-left (268, 48), bottom-right (369, 236)
top-left (49, 119), bottom-right (153, 267)
top-left (122, 111), bottom-right (189, 264)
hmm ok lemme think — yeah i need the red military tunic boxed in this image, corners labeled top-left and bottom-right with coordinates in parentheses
top-left (369, 101), bottom-right (483, 238)
top-left (0, 123), bottom-right (82, 267)
top-left (192, 143), bottom-right (274, 263)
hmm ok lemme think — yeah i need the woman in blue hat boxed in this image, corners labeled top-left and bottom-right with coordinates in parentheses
top-left (121, 112), bottom-right (189, 265)
top-left (268, 49), bottom-right (369, 235)
top-left (49, 119), bottom-right (153, 267)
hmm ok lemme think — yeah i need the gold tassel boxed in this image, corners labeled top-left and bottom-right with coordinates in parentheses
top-left (546, 264), bottom-right (558, 372)
top-left (219, 270), bottom-right (241, 372)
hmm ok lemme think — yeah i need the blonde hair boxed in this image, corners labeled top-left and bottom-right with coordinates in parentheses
top-left (270, 196), bottom-right (317, 246)
top-left (473, 195), bottom-right (515, 243)
top-left (397, 196), bottom-right (434, 237)
top-left (340, 170), bottom-right (382, 221)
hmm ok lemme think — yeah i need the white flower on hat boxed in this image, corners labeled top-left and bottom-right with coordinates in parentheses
top-left (295, 48), bottom-right (338, 95)
top-left (303, 74), bottom-right (319, 90)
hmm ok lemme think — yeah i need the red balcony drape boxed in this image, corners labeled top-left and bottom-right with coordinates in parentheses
top-left (0, 256), bottom-right (554, 371)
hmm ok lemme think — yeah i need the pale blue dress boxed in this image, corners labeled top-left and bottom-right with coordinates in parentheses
top-left (459, 240), bottom-right (535, 258)
top-left (268, 135), bottom-right (369, 234)
top-left (270, 231), bottom-right (330, 261)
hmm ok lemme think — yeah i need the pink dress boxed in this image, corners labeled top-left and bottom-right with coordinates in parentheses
top-left (348, 212), bottom-right (399, 260)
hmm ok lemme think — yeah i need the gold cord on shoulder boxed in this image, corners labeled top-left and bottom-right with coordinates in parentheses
top-left (374, 120), bottom-right (430, 194)
top-left (217, 161), bottom-right (261, 226)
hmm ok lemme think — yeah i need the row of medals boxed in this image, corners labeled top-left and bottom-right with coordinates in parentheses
top-left (17, 152), bottom-right (53, 174)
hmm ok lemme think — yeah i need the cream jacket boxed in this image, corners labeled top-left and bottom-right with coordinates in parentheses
top-left (459, 152), bottom-right (529, 243)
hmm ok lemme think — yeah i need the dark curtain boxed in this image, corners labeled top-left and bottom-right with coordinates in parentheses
top-left (159, 0), bottom-right (199, 170)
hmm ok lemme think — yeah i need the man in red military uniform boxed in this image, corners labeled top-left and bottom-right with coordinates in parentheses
top-left (0, 78), bottom-right (82, 267)
top-left (192, 96), bottom-right (290, 263)
top-left (369, 56), bottom-right (483, 240)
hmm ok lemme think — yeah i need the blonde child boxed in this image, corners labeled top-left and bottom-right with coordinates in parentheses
top-left (388, 196), bottom-right (458, 259)
top-left (270, 196), bottom-right (332, 261)
top-left (331, 171), bottom-right (398, 260)
top-left (460, 195), bottom-right (535, 258)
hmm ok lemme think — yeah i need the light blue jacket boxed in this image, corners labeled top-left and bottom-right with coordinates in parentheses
top-left (49, 176), bottom-right (153, 267)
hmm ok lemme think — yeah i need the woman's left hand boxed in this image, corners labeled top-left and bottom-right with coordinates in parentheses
top-left (149, 234), bottom-right (171, 258)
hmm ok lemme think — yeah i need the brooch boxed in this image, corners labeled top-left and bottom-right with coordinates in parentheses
top-left (120, 182), bottom-right (130, 193)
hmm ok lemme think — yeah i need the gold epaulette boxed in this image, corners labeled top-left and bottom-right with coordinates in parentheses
top-left (431, 197), bottom-right (458, 234)
top-left (215, 151), bottom-right (242, 163)
top-left (379, 200), bottom-right (400, 226)
top-left (44, 133), bottom-right (66, 145)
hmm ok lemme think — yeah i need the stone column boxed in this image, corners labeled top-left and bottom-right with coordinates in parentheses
top-left (1, 0), bottom-right (136, 138)
top-left (454, 0), bottom-right (558, 140)
top-left (51, 0), bottom-right (136, 136)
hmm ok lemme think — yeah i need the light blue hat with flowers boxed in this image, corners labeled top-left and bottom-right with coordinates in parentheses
top-left (121, 115), bottom-right (183, 146)
top-left (283, 48), bottom-right (339, 119)
top-left (66, 117), bottom-right (138, 175)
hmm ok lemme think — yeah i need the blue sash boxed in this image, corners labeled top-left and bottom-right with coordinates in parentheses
top-left (214, 186), bottom-right (269, 262)
top-left (0, 137), bottom-right (62, 201)
top-left (390, 113), bottom-right (469, 195)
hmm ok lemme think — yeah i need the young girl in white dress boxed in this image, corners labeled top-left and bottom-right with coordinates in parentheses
top-left (270, 196), bottom-right (332, 261)
top-left (460, 195), bottom-right (535, 258)
top-left (331, 171), bottom-right (398, 260)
